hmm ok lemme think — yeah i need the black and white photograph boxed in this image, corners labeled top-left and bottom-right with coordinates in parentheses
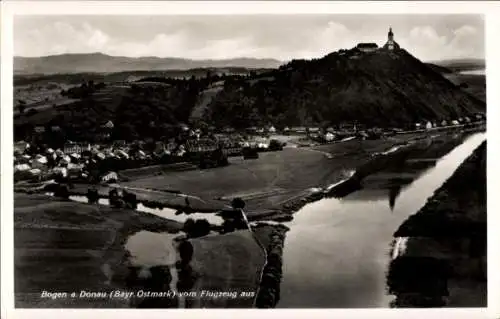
top-left (1, 1), bottom-right (496, 316)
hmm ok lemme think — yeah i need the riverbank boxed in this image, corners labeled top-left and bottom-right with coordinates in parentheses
top-left (388, 141), bottom-right (486, 307)
top-left (252, 223), bottom-right (289, 308)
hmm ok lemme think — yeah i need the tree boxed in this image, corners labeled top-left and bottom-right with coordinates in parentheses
top-left (193, 219), bottom-right (211, 237)
top-left (183, 218), bottom-right (196, 234)
top-left (231, 197), bottom-right (246, 210)
top-left (86, 188), bottom-right (99, 204)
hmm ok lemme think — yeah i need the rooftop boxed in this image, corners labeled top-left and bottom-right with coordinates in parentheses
top-left (356, 43), bottom-right (379, 48)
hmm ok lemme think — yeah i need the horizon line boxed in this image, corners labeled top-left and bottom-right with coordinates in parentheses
top-left (14, 52), bottom-right (286, 62)
top-left (13, 51), bottom-right (486, 64)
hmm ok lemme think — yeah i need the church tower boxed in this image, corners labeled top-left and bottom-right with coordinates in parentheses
top-left (383, 26), bottom-right (400, 51)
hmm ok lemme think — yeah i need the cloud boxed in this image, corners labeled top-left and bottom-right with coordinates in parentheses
top-left (16, 21), bottom-right (111, 56)
top-left (14, 16), bottom-right (484, 62)
top-left (408, 26), bottom-right (447, 47)
top-left (399, 24), bottom-right (483, 61)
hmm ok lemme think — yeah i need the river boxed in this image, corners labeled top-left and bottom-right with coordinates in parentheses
top-left (277, 132), bottom-right (486, 308)
top-left (459, 69), bottom-right (485, 75)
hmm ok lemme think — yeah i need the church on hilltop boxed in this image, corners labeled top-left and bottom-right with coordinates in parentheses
top-left (382, 27), bottom-right (400, 51)
top-left (355, 27), bottom-right (401, 53)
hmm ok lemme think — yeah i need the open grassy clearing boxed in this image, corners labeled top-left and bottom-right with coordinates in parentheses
top-left (122, 137), bottom-right (410, 212)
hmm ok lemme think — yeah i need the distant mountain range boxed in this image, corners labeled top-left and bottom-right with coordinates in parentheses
top-left (14, 52), bottom-right (486, 76)
top-left (14, 53), bottom-right (284, 75)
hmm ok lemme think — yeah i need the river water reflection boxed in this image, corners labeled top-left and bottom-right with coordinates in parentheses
top-left (277, 132), bottom-right (486, 308)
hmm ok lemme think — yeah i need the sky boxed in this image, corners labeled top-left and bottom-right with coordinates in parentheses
top-left (14, 14), bottom-right (484, 62)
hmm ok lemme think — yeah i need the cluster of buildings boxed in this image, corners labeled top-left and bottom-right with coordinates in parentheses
top-left (14, 108), bottom-right (485, 184)
top-left (355, 27), bottom-right (401, 54)
top-left (14, 142), bottom-right (89, 183)
top-left (13, 127), bottom-right (282, 184)
top-left (414, 114), bottom-right (484, 131)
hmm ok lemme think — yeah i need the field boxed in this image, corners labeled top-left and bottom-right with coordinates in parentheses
top-left (122, 138), bottom-right (403, 214)
top-left (14, 83), bottom-right (131, 127)
top-left (14, 82), bottom-right (80, 115)
top-left (14, 192), bottom-right (275, 308)
top-left (14, 193), bottom-right (183, 308)
top-left (184, 230), bottom-right (267, 308)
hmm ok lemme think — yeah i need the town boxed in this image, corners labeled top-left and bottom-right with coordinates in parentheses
top-left (14, 115), bottom-right (485, 187)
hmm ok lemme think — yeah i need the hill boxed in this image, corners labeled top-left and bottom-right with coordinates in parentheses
top-left (14, 53), bottom-right (283, 75)
top-left (14, 48), bottom-right (486, 144)
top-left (203, 48), bottom-right (485, 129)
top-left (429, 58), bottom-right (485, 73)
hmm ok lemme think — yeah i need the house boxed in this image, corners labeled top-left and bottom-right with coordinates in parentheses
top-left (308, 127), bottom-right (320, 133)
top-left (14, 141), bottom-right (29, 154)
top-left (324, 132), bottom-right (335, 142)
top-left (356, 43), bottom-right (379, 53)
top-left (254, 137), bottom-right (269, 149)
top-left (59, 155), bottom-right (72, 165)
top-left (96, 152), bottom-right (106, 160)
top-left (70, 152), bottom-right (81, 161)
top-left (28, 168), bottom-right (43, 180)
top-left (137, 150), bottom-right (147, 159)
top-left (32, 155), bottom-right (48, 170)
top-left (64, 142), bottom-right (89, 154)
top-left (34, 126), bottom-right (46, 134)
top-left (291, 127), bottom-right (307, 133)
top-left (52, 167), bottom-right (68, 178)
top-left (14, 164), bottom-right (31, 172)
top-left (101, 120), bottom-right (114, 130)
top-left (425, 121), bottom-right (433, 130)
top-left (101, 171), bottom-right (118, 183)
top-left (67, 163), bottom-right (84, 178)
top-left (441, 120), bottom-right (448, 126)
top-left (267, 126), bottom-right (277, 133)
top-left (186, 138), bottom-right (218, 153)
top-left (114, 149), bottom-right (130, 159)
top-left (451, 120), bottom-right (460, 126)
